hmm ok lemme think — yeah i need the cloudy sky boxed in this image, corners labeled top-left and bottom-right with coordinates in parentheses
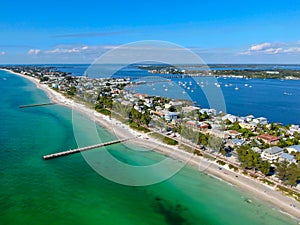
top-left (0, 0), bottom-right (300, 64)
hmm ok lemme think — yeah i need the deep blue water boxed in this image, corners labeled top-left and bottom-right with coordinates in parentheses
top-left (26, 64), bottom-right (300, 125)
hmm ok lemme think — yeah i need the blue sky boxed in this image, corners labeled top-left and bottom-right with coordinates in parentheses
top-left (1, 0), bottom-right (300, 64)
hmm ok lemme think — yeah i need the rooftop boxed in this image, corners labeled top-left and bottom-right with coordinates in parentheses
top-left (264, 146), bottom-right (283, 154)
top-left (287, 145), bottom-right (300, 152)
top-left (280, 153), bottom-right (295, 161)
top-left (257, 134), bottom-right (280, 142)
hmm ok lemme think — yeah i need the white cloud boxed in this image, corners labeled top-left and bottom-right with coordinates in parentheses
top-left (0, 51), bottom-right (5, 56)
top-left (240, 41), bottom-right (300, 55)
top-left (28, 49), bottom-right (41, 55)
top-left (283, 47), bottom-right (300, 53)
top-left (45, 45), bottom-right (90, 54)
top-left (249, 42), bottom-right (272, 51)
top-left (263, 47), bottom-right (283, 54)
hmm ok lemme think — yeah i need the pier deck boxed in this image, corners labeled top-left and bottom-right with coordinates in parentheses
top-left (43, 137), bottom-right (136, 160)
top-left (19, 103), bottom-right (57, 108)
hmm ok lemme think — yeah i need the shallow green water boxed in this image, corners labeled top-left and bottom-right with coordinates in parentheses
top-left (0, 70), bottom-right (298, 225)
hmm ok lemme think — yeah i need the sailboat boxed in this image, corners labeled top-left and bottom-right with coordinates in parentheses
top-left (283, 90), bottom-right (292, 96)
top-left (235, 85), bottom-right (239, 91)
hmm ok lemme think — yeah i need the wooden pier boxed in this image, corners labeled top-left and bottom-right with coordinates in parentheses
top-left (43, 137), bottom-right (136, 160)
top-left (19, 103), bottom-right (57, 108)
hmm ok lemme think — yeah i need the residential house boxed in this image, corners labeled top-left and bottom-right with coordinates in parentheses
top-left (199, 122), bottom-right (210, 130)
top-left (151, 111), bottom-right (164, 118)
top-left (239, 122), bottom-right (257, 131)
top-left (261, 146), bottom-right (284, 161)
top-left (186, 120), bottom-right (198, 128)
top-left (254, 117), bottom-right (268, 125)
top-left (200, 108), bottom-right (217, 116)
top-left (245, 115), bottom-right (255, 122)
top-left (169, 101), bottom-right (183, 107)
top-left (286, 145), bottom-right (300, 154)
top-left (222, 114), bottom-right (238, 123)
top-left (182, 106), bottom-right (200, 113)
top-left (230, 138), bottom-right (245, 147)
top-left (288, 125), bottom-right (300, 135)
top-left (134, 93), bottom-right (148, 99)
top-left (164, 111), bottom-right (179, 122)
top-left (279, 153), bottom-right (296, 163)
top-left (225, 130), bottom-right (242, 139)
top-left (252, 147), bottom-right (262, 153)
top-left (210, 129), bottom-right (228, 139)
top-left (257, 134), bottom-right (280, 145)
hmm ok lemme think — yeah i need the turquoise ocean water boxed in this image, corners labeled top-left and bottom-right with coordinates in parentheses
top-left (0, 69), bottom-right (298, 225)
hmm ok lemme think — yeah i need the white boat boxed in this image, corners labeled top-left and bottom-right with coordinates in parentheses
top-left (283, 91), bottom-right (292, 96)
top-left (235, 85), bottom-right (239, 91)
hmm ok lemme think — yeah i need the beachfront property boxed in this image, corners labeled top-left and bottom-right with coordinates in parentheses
top-left (227, 138), bottom-right (245, 148)
top-left (199, 108), bottom-right (217, 116)
top-left (164, 111), bottom-right (179, 122)
top-left (239, 122), bottom-right (257, 131)
top-left (279, 153), bottom-right (297, 164)
top-left (261, 146), bottom-right (284, 161)
top-left (286, 145), bottom-right (300, 154)
top-left (252, 147), bottom-right (262, 154)
top-left (256, 134), bottom-right (280, 145)
top-left (253, 117), bottom-right (268, 125)
top-left (185, 120), bottom-right (210, 131)
top-left (288, 124), bottom-right (300, 135)
top-left (222, 114), bottom-right (238, 123)
top-left (245, 115), bottom-right (255, 122)
top-left (182, 106), bottom-right (201, 113)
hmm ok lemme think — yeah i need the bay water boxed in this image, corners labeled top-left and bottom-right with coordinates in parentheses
top-left (0, 69), bottom-right (298, 225)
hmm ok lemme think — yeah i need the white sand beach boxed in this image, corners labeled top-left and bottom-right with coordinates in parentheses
top-left (4, 69), bottom-right (300, 222)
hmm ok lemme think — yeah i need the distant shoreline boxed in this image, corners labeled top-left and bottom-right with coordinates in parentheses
top-left (2, 68), bottom-right (300, 222)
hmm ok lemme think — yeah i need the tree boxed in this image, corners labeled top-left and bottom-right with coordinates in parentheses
top-left (141, 113), bottom-right (151, 126)
top-left (276, 162), bottom-right (300, 186)
top-left (276, 160), bottom-right (289, 181)
top-left (228, 122), bottom-right (241, 131)
top-left (168, 105), bottom-right (176, 112)
top-left (237, 145), bottom-right (271, 174)
top-left (67, 86), bottom-right (76, 96)
top-left (208, 136), bottom-right (224, 152)
top-left (129, 108), bottom-right (142, 125)
top-left (224, 119), bottom-right (232, 125)
top-left (198, 132), bottom-right (209, 146)
top-left (198, 112), bottom-right (210, 122)
top-left (258, 159), bottom-right (271, 175)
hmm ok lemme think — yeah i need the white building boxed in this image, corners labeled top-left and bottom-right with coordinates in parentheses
top-left (288, 125), bottom-right (300, 135)
top-left (222, 114), bottom-right (238, 123)
top-left (279, 153), bottom-right (296, 164)
top-left (286, 145), bottom-right (300, 154)
top-left (261, 146), bottom-right (284, 161)
top-left (163, 111), bottom-right (179, 122)
top-left (253, 117), bottom-right (268, 125)
top-left (200, 108), bottom-right (217, 116)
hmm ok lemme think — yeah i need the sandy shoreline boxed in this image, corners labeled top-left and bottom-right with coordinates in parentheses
top-left (3, 68), bottom-right (300, 222)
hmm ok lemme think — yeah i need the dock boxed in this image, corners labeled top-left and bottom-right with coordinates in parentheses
top-left (19, 103), bottom-right (57, 108)
top-left (43, 137), bottom-right (136, 160)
